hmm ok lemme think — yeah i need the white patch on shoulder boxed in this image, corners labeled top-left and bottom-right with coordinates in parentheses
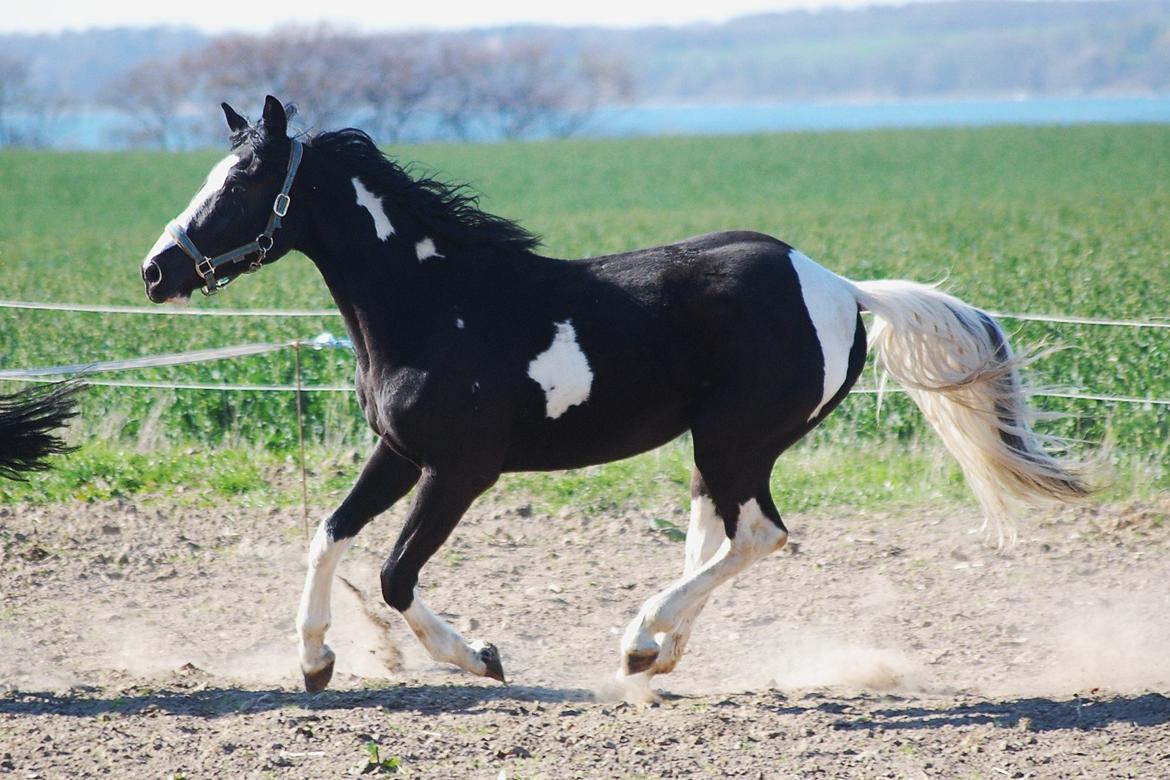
top-left (789, 248), bottom-right (858, 421)
top-left (527, 320), bottom-right (593, 420)
top-left (416, 237), bottom-right (443, 262)
top-left (352, 177), bottom-right (395, 240)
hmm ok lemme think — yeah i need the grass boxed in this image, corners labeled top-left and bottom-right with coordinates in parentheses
top-left (1, 124), bottom-right (1168, 508)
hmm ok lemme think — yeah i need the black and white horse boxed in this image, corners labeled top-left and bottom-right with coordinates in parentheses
top-left (141, 97), bottom-right (1086, 692)
top-left (0, 383), bottom-right (80, 480)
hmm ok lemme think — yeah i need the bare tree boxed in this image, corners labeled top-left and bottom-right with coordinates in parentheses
top-left (430, 40), bottom-right (493, 142)
top-left (477, 39), bottom-right (633, 141)
top-left (95, 27), bottom-right (629, 148)
top-left (552, 49), bottom-right (634, 138)
top-left (358, 35), bottom-right (436, 143)
top-left (103, 56), bottom-right (194, 149)
top-left (0, 54), bottom-right (30, 146)
top-left (481, 40), bottom-right (567, 140)
top-left (195, 26), bottom-right (367, 131)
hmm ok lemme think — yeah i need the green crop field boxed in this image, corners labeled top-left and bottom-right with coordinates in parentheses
top-left (1, 125), bottom-right (1168, 510)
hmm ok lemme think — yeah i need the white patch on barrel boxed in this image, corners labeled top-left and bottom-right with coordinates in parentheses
top-left (789, 248), bottom-right (857, 421)
top-left (416, 237), bottom-right (443, 262)
top-left (352, 177), bottom-right (395, 240)
top-left (527, 320), bottom-right (593, 419)
top-left (142, 153), bottom-right (239, 268)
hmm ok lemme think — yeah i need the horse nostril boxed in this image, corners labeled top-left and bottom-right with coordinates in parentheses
top-left (143, 260), bottom-right (163, 286)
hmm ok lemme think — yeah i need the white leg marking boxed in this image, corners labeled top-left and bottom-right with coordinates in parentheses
top-left (296, 521), bottom-right (353, 674)
top-left (352, 177), bottom-right (396, 240)
top-left (400, 590), bottom-right (489, 676)
top-left (621, 499), bottom-right (786, 675)
top-left (685, 494), bottom-right (729, 577)
top-left (142, 153), bottom-right (239, 266)
top-left (415, 237), bottom-right (444, 262)
top-left (654, 494), bottom-right (731, 674)
top-left (789, 248), bottom-right (858, 420)
top-left (526, 320), bottom-right (594, 419)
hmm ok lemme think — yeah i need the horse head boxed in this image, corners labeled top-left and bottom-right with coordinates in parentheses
top-left (141, 96), bottom-right (303, 302)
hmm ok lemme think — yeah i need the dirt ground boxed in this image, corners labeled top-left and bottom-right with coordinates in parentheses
top-left (2, 490), bottom-right (1169, 779)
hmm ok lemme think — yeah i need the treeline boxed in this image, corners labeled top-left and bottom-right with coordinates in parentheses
top-left (0, 27), bottom-right (630, 149)
top-left (1, 1), bottom-right (1167, 149)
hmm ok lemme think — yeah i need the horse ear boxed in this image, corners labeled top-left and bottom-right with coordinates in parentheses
top-left (261, 95), bottom-right (288, 138)
top-left (222, 103), bottom-right (248, 133)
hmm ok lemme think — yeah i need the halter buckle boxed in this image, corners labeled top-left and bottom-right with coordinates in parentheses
top-left (273, 193), bottom-right (291, 217)
top-left (195, 257), bottom-right (214, 280)
top-left (195, 257), bottom-right (219, 295)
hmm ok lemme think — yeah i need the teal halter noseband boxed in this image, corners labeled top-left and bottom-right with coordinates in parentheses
top-left (165, 138), bottom-right (303, 295)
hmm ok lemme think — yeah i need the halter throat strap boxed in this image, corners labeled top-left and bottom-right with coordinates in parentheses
top-left (166, 138), bottom-right (303, 296)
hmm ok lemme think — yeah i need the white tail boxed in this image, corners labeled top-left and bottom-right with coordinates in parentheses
top-left (847, 279), bottom-right (1089, 544)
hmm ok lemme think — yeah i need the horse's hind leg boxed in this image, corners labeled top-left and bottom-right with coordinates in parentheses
top-left (620, 456), bottom-right (787, 678)
top-left (650, 469), bottom-right (728, 675)
top-left (379, 467), bottom-right (506, 682)
top-left (298, 441), bottom-right (420, 692)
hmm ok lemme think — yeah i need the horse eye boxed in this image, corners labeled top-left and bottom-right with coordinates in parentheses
top-left (230, 185), bottom-right (245, 196)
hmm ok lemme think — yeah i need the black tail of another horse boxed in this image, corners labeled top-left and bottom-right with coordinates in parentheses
top-left (0, 382), bottom-right (83, 480)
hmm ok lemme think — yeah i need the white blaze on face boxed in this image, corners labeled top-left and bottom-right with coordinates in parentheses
top-left (415, 237), bottom-right (443, 262)
top-left (353, 177), bottom-right (395, 240)
top-left (527, 320), bottom-right (594, 419)
top-left (142, 153), bottom-right (240, 269)
top-left (788, 248), bottom-right (858, 421)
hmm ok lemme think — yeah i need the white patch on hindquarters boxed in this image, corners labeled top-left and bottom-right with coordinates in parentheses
top-left (416, 237), bottom-right (444, 262)
top-left (789, 248), bottom-right (858, 421)
top-left (296, 521), bottom-right (353, 675)
top-left (353, 177), bottom-right (395, 241)
top-left (527, 320), bottom-right (593, 419)
top-left (142, 153), bottom-right (239, 268)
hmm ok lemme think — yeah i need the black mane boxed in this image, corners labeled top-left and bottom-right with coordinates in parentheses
top-left (307, 128), bottom-right (542, 254)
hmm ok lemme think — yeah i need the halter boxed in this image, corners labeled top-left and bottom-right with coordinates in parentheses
top-left (165, 138), bottom-right (303, 296)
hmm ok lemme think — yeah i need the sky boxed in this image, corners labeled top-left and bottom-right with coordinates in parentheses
top-left (4, 0), bottom-right (913, 34)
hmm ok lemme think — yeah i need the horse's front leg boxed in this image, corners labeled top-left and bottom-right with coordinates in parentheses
top-left (298, 441), bottom-right (420, 692)
top-left (380, 467), bottom-right (505, 682)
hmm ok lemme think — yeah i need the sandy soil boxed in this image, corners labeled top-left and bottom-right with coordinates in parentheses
top-left (1, 491), bottom-right (1169, 778)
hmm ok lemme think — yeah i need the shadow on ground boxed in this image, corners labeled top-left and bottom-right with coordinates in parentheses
top-left (4, 681), bottom-right (1168, 733)
top-left (787, 691), bottom-right (1170, 732)
top-left (0, 680), bottom-right (593, 719)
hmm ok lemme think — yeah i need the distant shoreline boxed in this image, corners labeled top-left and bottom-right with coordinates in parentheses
top-left (8, 95), bottom-right (1170, 151)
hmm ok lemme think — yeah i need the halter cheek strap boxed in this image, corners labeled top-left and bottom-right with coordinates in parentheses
top-left (166, 138), bottom-right (303, 296)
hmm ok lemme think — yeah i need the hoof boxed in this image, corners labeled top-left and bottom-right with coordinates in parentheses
top-left (302, 658), bottom-right (335, 693)
top-left (623, 648), bottom-right (658, 676)
top-left (477, 643), bottom-right (507, 684)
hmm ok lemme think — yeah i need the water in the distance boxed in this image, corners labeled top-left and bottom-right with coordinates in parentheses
top-left (9, 95), bottom-right (1170, 150)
